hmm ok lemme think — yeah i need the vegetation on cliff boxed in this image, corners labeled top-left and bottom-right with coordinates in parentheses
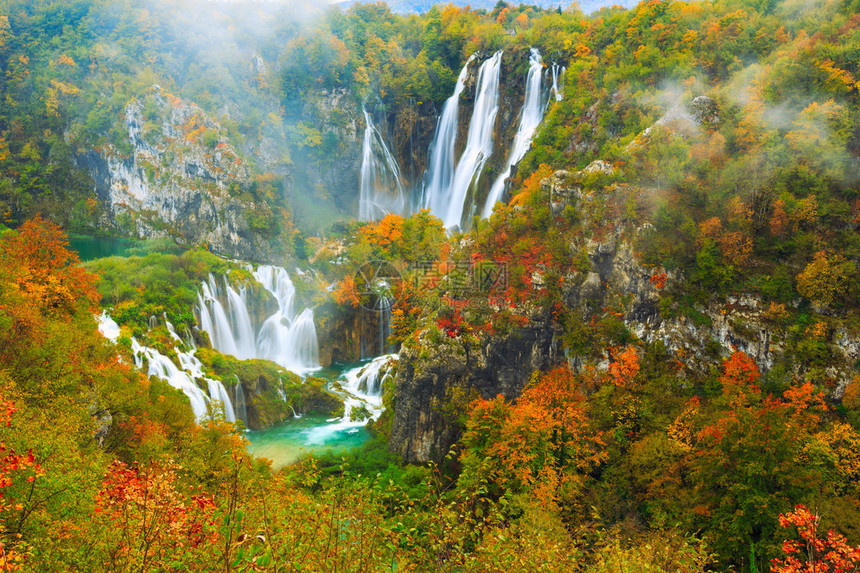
top-left (1, 0), bottom-right (860, 570)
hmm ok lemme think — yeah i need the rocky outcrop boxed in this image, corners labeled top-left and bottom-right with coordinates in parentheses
top-left (196, 348), bottom-right (342, 430)
top-left (315, 301), bottom-right (392, 367)
top-left (388, 162), bottom-right (860, 464)
top-left (79, 86), bottom-right (286, 261)
top-left (389, 315), bottom-right (561, 464)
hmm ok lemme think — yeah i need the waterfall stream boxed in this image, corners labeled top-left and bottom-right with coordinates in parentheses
top-left (359, 109), bottom-right (406, 220)
top-left (99, 312), bottom-right (236, 423)
top-left (549, 62), bottom-right (565, 102)
top-left (440, 51), bottom-right (503, 229)
top-left (482, 48), bottom-right (547, 218)
top-left (423, 54), bottom-right (476, 214)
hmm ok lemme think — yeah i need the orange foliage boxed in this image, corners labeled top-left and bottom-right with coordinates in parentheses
top-left (608, 346), bottom-right (640, 388)
top-left (461, 367), bottom-right (604, 508)
top-left (720, 351), bottom-right (760, 390)
top-left (510, 163), bottom-right (554, 207)
top-left (332, 276), bottom-right (360, 308)
top-left (0, 215), bottom-right (100, 316)
top-left (770, 199), bottom-right (789, 237)
top-left (358, 213), bottom-right (404, 250)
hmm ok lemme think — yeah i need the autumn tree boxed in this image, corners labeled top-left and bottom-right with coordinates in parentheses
top-left (459, 367), bottom-right (604, 512)
top-left (772, 505), bottom-right (860, 573)
top-left (796, 251), bottom-right (855, 307)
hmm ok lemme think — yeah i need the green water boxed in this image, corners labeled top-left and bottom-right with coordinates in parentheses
top-left (245, 360), bottom-right (381, 468)
top-left (69, 235), bottom-right (140, 261)
top-left (246, 415), bottom-right (371, 468)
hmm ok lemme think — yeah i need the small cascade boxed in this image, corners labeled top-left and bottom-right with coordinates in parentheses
top-left (441, 51), bottom-right (503, 229)
top-left (98, 311), bottom-right (121, 343)
top-left (131, 338), bottom-right (211, 420)
top-left (359, 109), bottom-right (406, 220)
top-left (378, 296), bottom-right (392, 355)
top-left (196, 265), bottom-right (320, 376)
top-left (482, 48), bottom-right (547, 218)
top-left (423, 54), bottom-right (476, 213)
top-left (206, 379), bottom-right (237, 422)
top-left (549, 62), bottom-right (565, 102)
top-left (304, 355), bottom-right (398, 444)
top-left (234, 378), bottom-right (248, 426)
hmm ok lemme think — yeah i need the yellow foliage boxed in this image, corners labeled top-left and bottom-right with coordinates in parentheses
top-left (817, 423), bottom-right (860, 488)
top-left (55, 54), bottom-right (76, 67)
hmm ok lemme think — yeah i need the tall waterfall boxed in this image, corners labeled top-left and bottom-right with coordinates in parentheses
top-left (197, 264), bottom-right (320, 376)
top-left (440, 51), bottom-right (503, 229)
top-left (549, 62), bottom-right (565, 102)
top-left (482, 49), bottom-right (547, 218)
top-left (359, 109), bottom-right (405, 220)
top-left (423, 54), bottom-right (476, 214)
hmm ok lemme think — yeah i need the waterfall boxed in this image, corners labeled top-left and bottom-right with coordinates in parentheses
top-left (378, 296), bottom-right (392, 356)
top-left (303, 355), bottom-right (398, 444)
top-left (206, 379), bottom-right (237, 423)
top-left (549, 62), bottom-right (565, 102)
top-left (482, 49), bottom-right (547, 218)
top-left (359, 109), bottom-right (405, 220)
top-left (440, 51), bottom-right (503, 229)
top-left (197, 265), bottom-right (320, 376)
top-left (423, 54), bottom-right (476, 213)
top-left (234, 378), bottom-right (248, 426)
top-left (131, 338), bottom-right (211, 421)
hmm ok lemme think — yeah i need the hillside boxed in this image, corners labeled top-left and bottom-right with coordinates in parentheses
top-left (0, 0), bottom-right (859, 571)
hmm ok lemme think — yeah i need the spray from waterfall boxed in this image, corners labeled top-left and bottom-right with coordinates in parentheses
top-left (359, 109), bottom-right (406, 220)
top-left (482, 48), bottom-right (547, 218)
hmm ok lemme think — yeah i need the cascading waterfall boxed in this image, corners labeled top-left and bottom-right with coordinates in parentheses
top-left (378, 296), bottom-right (392, 356)
top-left (304, 355), bottom-right (397, 444)
top-left (482, 48), bottom-right (547, 218)
top-left (440, 51), bottom-right (503, 229)
top-left (99, 312), bottom-right (236, 423)
top-left (359, 109), bottom-right (406, 220)
top-left (196, 264), bottom-right (320, 376)
top-left (549, 62), bottom-right (565, 102)
top-left (423, 54), bottom-right (476, 213)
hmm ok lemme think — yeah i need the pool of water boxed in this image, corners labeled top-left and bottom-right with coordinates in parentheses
top-left (69, 235), bottom-right (141, 261)
top-left (245, 356), bottom-right (395, 468)
top-left (246, 414), bottom-right (372, 468)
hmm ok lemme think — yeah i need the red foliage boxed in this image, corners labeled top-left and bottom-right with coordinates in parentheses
top-left (95, 460), bottom-right (218, 560)
top-left (720, 351), bottom-right (760, 391)
top-left (650, 271), bottom-right (668, 289)
top-left (772, 505), bottom-right (860, 573)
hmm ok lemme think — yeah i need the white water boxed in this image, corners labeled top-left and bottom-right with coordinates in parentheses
top-left (130, 336), bottom-right (236, 423)
top-left (97, 311), bottom-right (121, 342)
top-left (359, 109), bottom-right (406, 220)
top-left (303, 355), bottom-right (398, 444)
top-left (440, 51), bottom-right (503, 229)
top-left (99, 312), bottom-right (237, 423)
top-left (549, 62), bottom-right (565, 102)
top-left (482, 49), bottom-right (547, 218)
top-left (197, 265), bottom-right (320, 376)
top-left (423, 54), bottom-right (476, 215)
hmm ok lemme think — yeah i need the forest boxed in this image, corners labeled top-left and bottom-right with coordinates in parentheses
top-left (0, 0), bottom-right (859, 571)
